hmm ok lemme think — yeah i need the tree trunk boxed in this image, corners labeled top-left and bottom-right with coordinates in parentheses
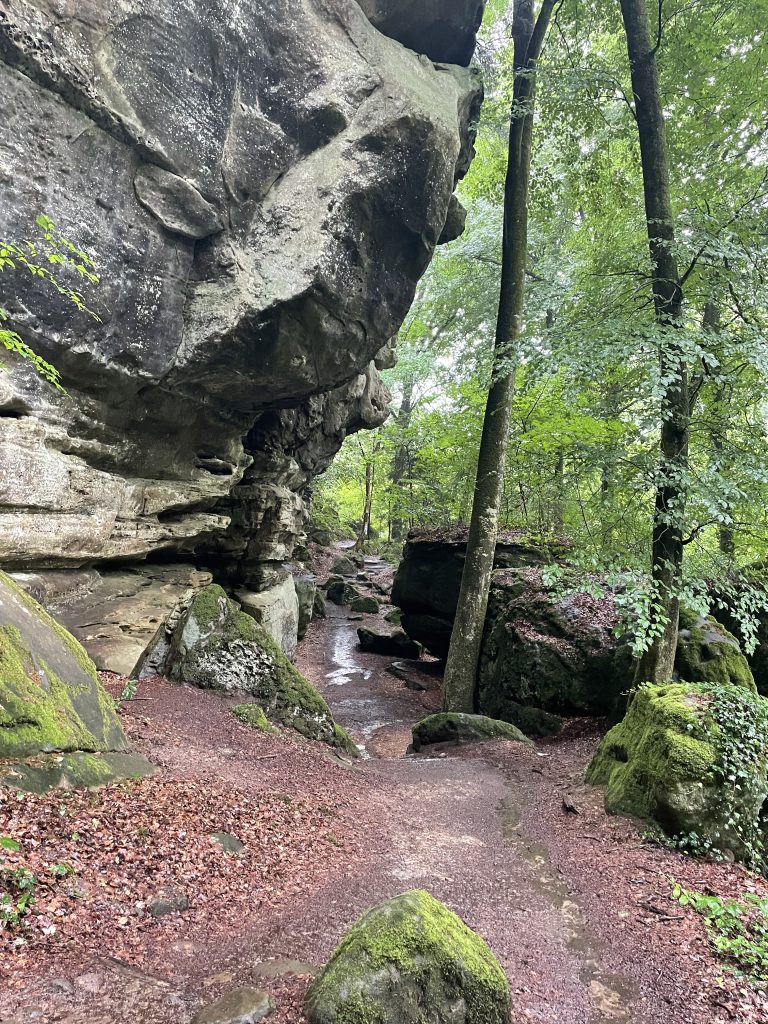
top-left (701, 302), bottom-right (735, 556)
top-left (442, 0), bottom-right (557, 712)
top-left (390, 376), bottom-right (415, 541)
top-left (620, 0), bottom-right (688, 685)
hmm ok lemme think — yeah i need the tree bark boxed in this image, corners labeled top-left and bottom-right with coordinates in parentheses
top-left (620, 0), bottom-right (688, 685)
top-left (390, 376), bottom-right (415, 541)
top-left (442, 0), bottom-right (557, 712)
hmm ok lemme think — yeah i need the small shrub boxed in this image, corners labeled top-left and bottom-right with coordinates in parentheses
top-left (673, 884), bottom-right (768, 985)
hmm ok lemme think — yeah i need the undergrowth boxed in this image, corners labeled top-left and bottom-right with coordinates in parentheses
top-left (673, 884), bottom-right (768, 986)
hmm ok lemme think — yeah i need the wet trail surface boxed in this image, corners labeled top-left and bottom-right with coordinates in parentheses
top-left (292, 554), bottom-right (643, 1024)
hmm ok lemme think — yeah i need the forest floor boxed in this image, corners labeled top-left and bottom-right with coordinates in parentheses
top-left (1, 554), bottom-right (767, 1024)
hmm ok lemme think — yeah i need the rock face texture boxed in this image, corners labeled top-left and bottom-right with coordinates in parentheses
top-left (0, 570), bottom-right (125, 758)
top-left (392, 528), bottom-right (567, 658)
top-left (0, 0), bottom-right (483, 595)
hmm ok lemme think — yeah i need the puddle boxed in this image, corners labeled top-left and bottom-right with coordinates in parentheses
top-left (325, 619), bottom-right (372, 686)
top-left (499, 796), bottom-right (637, 1022)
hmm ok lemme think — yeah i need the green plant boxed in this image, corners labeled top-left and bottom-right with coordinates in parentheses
top-left (673, 884), bottom-right (768, 985)
top-left (695, 682), bottom-right (768, 870)
top-left (0, 214), bottom-right (101, 388)
top-left (114, 677), bottom-right (138, 709)
top-left (0, 858), bottom-right (37, 930)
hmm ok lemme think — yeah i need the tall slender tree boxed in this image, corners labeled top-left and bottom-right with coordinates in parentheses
top-left (443, 0), bottom-right (558, 712)
top-left (619, 0), bottom-right (688, 684)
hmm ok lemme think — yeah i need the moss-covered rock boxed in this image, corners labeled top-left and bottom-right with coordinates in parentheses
top-left (411, 713), bottom-right (532, 751)
top-left (350, 596), bottom-right (379, 614)
top-left (166, 585), bottom-right (356, 755)
top-left (675, 608), bottom-right (756, 691)
top-left (231, 704), bottom-right (277, 733)
top-left (383, 607), bottom-right (402, 625)
top-left (586, 682), bottom-right (768, 859)
top-left (0, 571), bottom-right (126, 758)
top-left (331, 556), bottom-right (358, 578)
top-left (477, 570), bottom-right (624, 735)
top-left (304, 889), bottom-right (511, 1024)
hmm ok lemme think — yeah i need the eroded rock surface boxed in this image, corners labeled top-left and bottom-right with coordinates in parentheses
top-left (0, 0), bottom-right (483, 595)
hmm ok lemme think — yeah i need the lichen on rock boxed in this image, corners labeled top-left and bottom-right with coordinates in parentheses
top-left (304, 888), bottom-right (511, 1024)
top-left (166, 585), bottom-right (356, 755)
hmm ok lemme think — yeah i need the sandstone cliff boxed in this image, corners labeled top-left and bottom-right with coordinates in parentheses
top-left (0, 0), bottom-right (483, 596)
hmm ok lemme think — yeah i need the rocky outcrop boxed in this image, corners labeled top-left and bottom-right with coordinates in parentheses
top-left (0, 570), bottom-right (125, 757)
top-left (477, 569), bottom-right (624, 734)
top-left (0, 0), bottom-right (483, 601)
top-left (392, 528), bottom-right (568, 658)
top-left (305, 889), bottom-right (511, 1024)
top-left (161, 585), bottom-right (357, 752)
top-left (675, 608), bottom-right (756, 691)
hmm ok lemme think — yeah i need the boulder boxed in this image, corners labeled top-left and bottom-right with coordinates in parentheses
top-left (305, 889), bottom-right (510, 1024)
top-left (0, 570), bottom-right (125, 758)
top-left (357, 627), bottom-right (422, 658)
top-left (476, 570), bottom-right (624, 734)
top-left (675, 608), bottom-right (756, 691)
top-left (586, 682), bottom-right (768, 860)
top-left (193, 987), bottom-right (275, 1024)
top-left (326, 581), bottom-right (362, 607)
top-left (165, 585), bottom-right (356, 753)
top-left (383, 607), bottom-right (402, 625)
top-left (411, 713), bottom-right (531, 751)
top-left (236, 577), bottom-right (300, 658)
top-left (2, 751), bottom-right (154, 794)
top-left (313, 589), bottom-right (327, 620)
top-left (357, 1), bottom-right (487, 66)
top-left (350, 596), bottom-right (379, 614)
top-left (392, 528), bottom-right (568, 658)
top-left (331, 557), bottom-right (358, 578)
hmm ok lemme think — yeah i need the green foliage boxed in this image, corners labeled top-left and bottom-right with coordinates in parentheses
top-left (0, 214), bottom-right (101, 389)
top-left (114, 677), bottom-right (138, 710)
top-left (673, 884), bottom-right (768, 985)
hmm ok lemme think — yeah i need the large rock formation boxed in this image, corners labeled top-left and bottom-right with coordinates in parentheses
top-left (0, 570), bottom-right (125, 757)
top-left (0, 1), bottom-right (483, 599)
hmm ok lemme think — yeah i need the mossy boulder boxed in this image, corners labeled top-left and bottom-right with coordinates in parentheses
top-left (304, 889), bottom-right (511, 1024)
top-left (383, 607), bottom-right (402, 625)
top-left (327, 580), bottom-right (362, 607)
top-left (411, 713), bottom-right (532, 751)
top-left (232, 704), bottom-right (277, 733)
top-left (351, 596), bottom-right (379, 614)
top-left (0, 571), bottom-right (126, 758)
top-left (331, 556), bottom-right (358, 578)
top-left (166, 585), bottom-right (356, 755)
top-left (675, 608), bottom-right (756, 691)
top-left (476, 570), bottom-right (623, 735)
top-left (586, 682), bottom-right (768, 858)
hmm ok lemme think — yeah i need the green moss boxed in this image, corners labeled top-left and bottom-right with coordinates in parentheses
top-left (305, 889), bottom-right (510, 1024)
top-left (412, 713), bottom-right (532, 751)
top-left (586, 682), bottom-right (768, 861)
top-left (0, 626), bottom-right (112, 757)
top-left (676, 609), bottom-right (756, 692)
top-left (351, 596), bottom-right (379, 614)
top-left (231, 703), bottom-right (277, 733)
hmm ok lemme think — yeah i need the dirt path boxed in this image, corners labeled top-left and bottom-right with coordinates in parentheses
top-left (2, 555), bottom-right (765, 1024)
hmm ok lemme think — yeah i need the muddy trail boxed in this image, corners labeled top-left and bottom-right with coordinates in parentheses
top-left (1, 553), bottom-right (764, 1024)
